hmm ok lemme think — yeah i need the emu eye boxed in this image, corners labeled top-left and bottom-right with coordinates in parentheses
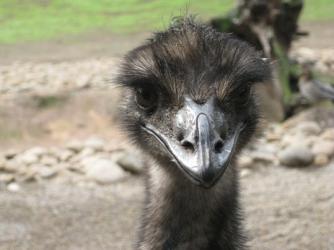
top-left (135, 87), bottom-right (156, 111)
top-left (236, 87), bottom-right (252, 106)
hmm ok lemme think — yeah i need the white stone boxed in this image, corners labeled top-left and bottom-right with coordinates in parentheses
top-left (278, 145), bottom-right (314, 167)
top-left (7, 182), bottom-right (21, 192)
top-left (240, 169), bottom-right (251, 178)
top-left (311, 140), bottom-right (334, 156)
top-left (54, 149), bottom-right (74, 162)
top-left (3, 160), bottom-right (20, 173)
top-left (237, 155), bottom-right (253, 168)
top-left (17, 153), bottom-right (39, 165)
top-left (117, 152), bottom-right (144, 174)
top-left (0, 173), bottom-right (14, 184)
top-left (40, 155), bottom-right (58, 166)
top-left (250, 151), bottom-right (276, 164)
top-left (280, 133), bottom-right (310, 149)
top-left (295, 47), bottom-right (317, 62)
top-left (82, 157), bottom-right (127, 184)
top-left (77, 148), bottom-right (95, 159)
top-left (320, 128), bottom-right (334, 140)
top-left (76, 75), bottom-right (91, 88)
top-left (314, 154), bottom-right (330, 166)
top-left (84, 137), bottom-right (105, 151)
top-left (24, 147), bottom-right (48, 157)
top-left (66, 140), bottom-right (84, 153)
top-left (280, 134), bottom-right (295, 148)
top-left (3, 149), bottom-right (18, 160)
top-left (294, 121), bottom-right (321, 136)
top-left (17, 146), bottom-right (49, 165)
top-left (37, 166), bottom-right (58, 179)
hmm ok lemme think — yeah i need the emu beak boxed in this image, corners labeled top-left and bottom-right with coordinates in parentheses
top-left (142, 98), bottom-right (245, 188)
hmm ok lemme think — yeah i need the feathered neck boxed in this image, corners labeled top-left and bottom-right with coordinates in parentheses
top-left (136, 158), bottom-right (246, 250)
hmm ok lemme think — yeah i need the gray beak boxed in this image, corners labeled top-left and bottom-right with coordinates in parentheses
top-left (142, 97), bottom-right (244, 188)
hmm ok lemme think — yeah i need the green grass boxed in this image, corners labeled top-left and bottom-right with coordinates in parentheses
top-left (0, 0), bottom-right (332, 44)
top-left (303, 0), bottom-right (334, 21)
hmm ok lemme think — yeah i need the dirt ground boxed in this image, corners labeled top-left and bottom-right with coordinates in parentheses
top-left (0, 21), bottom-right (333, 250)
top-left (0, 163), bottom-right (333, 250)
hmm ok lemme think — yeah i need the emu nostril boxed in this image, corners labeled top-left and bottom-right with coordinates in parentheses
top-left (181, 140), bottom-right (195, 152)
top-left (214, 140), bottom-right (224, 153)
top-left (177, 132), bottom-right (184, 142)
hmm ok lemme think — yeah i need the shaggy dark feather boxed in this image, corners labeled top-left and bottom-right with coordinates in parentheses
top-left (117, 17), bottom-right (271, 104)
top-left (116, 17), bottom-right (272, 250)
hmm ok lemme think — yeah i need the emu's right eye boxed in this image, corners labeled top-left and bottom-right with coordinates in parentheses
top-left (135, 87), bottom-right (157, 111)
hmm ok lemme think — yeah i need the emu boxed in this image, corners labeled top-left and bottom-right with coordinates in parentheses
top-left (116, 18), bottom-right (271, 250)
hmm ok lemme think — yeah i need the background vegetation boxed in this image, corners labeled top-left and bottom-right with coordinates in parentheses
top-left (0, 0), bottom-right (333, 44)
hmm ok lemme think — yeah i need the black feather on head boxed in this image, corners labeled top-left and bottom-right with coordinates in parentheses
top-left (116, 17), bottom-right (272, 171)
top-left (116, 16), bottom-right (272, 105)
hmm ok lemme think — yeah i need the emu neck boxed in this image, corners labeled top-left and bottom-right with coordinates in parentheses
top-left (137, 159), bottom-right (244, 250)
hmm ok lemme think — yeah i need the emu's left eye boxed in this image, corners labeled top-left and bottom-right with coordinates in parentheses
top-left (135, 87), bottom-right (157, 111)
top-left (236, 87), bottom-right (252, 106)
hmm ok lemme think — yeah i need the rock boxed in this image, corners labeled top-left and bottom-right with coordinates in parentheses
top-left (271, 123), bottom-right (284, 136)
top-left (280, 134), bottom-right (295, 148)
top-left (117, 153), bottom-right (144, 174)
top-left (54, 162), bottom-right (71, 171)
top-left (16, 147), bottom-right (49, 165)
top-left (19, 171), bottom-right (37, 182)
top-left (320, 128), bottom-right (334, 140)
top-left (66, 140), bottom-right (84, 153)
top-left (0, 173), bottom-right (14, 184)
top-left (3, 149), bottom-right (18, 160)
top-left (237, 155), bottom-right (253, 168)
top-left (76, 75), bottom-right (91, 89)
top-left (280, 133), bottom-right (314, 149)
top-left (294, 47), bottom-right (317, 62)
top-left (280, 132), bottom-right (316, 152)
top-left (304, 136), bottom-right (318, 147)
top-left (264, 143), bottom-right (280, 154)
top-left (17, 153), bottom-right (39, 165)
top-left (67, 163), bottom-right (85, 174)
top-left (55, 149), bottom-right (74, 162)
top-left (82, 157), bottom-right (127, 184)
top-left (24, 147), bottom-right (48, 157)
top-left (37, 166), bottom-right (58, 179)
top-left (283, 107), bottom-right (334, 130)
top-left (240, 168), bottom-right (251, 178)
top-left (315, 61), bottom-right (328, 73)
top-left (7, 182), bottom-right (21, 192)
top-left (265, 132), bottom-right (281, 142)
top-left (76, 148), bottom-right (95, 159)
top-left (84, 137), bottom-right (105, 151)
top-left (40, 155), bottom-right (58, 166)
top-left (251, 151), bottom-right (276, 164)
top-left (294, 121), bottom-right (321, 136)
top-left (0, 59), bottom-right (117, 95)
top-left (3, 160), bottom-right (21, 173)
top-left (314, 154), bottom-right (330, 166)
top-left (278, 145), bottom-right (314, 167)
top-left (311, 140), bottom-right (334, 156)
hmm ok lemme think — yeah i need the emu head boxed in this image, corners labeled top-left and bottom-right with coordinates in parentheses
top-left (117, 19), bottom-right (271, 188)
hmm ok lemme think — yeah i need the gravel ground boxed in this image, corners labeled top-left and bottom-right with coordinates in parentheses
top-left (0, 178), bottom-right (143, 250)
top-left (244, 164), bottom-right (334, 250)
top-left (0, 47), bottom-right (333, 96)
top-left (0, 162), bottom-right (333, 250)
